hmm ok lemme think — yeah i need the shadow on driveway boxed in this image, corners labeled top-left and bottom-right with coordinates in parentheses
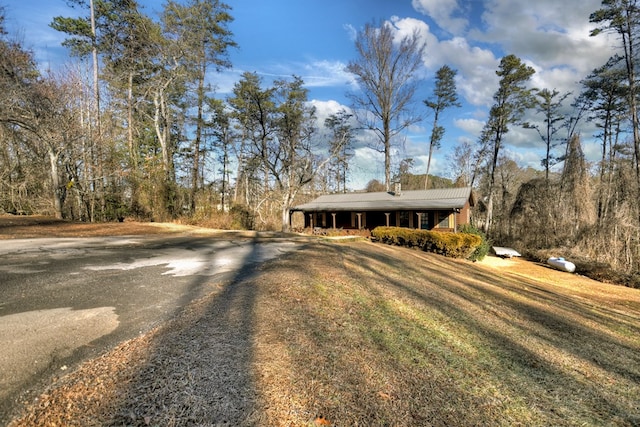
top-left (103, 236), bottom-right (268, 426)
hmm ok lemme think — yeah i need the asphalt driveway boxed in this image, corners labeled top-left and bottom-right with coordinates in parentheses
top-left (0, 234), bottom-right (301, 423)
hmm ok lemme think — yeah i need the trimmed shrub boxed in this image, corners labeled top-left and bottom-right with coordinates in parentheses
top-left (458, 223), bottom-right (491, 261)
top-left (371, 226), bottom-right (482, 259)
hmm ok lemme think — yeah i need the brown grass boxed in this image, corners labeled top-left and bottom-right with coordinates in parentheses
top-left (4, 216), bottom-right (640, 426)
top-left (0, 215), bottom-right (208, 239)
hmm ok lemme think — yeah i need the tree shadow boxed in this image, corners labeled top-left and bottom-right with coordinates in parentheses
top-left (332, 243), bottom-right (640, 424)
top-left (103, 236), bottom-right (269, 426)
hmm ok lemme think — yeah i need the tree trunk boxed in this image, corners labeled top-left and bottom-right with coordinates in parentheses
top-left (281, 204), bottom-right (290, 233)
top-left (89, 0), bottom-right (105, 221)
top-left (48, 149), bottom-right (63, 219)
top-left (384, 118), bottom-right (391, 192)
top-left (153, 88), bottom-right (171, 177)
top-left (191, 70), bottom-right (205, 213)
top-left (424, 142), bottom-right (434, 189)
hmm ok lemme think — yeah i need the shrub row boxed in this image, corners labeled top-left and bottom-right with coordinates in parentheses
top-left (371, 226), bottom-right (482, 259)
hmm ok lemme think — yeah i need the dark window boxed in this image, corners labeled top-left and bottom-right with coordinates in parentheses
top-left (399, 211), bottom-right (410, 227)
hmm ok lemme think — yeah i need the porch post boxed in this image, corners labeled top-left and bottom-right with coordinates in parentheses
top-left (308, 213), bottom-right (314, 229)
top-left (385, 212), bottom-right (390, 227)
top-left (331, 213), bottom-right (337, 229)
top-left (356, 213), bottom-right (362, 230)
top-left (416, 212), bottom-right (422, 230)
top-left (453, 209), bottom-right (457, 232)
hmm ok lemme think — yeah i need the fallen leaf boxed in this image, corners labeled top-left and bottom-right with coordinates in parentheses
top-left (315, 415), bottom-right (331, 425)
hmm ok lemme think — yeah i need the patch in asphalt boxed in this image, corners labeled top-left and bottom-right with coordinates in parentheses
top-left (83, 241), bottom-right (298, 277)
top-left (0, 307), bottom-right (119, 402)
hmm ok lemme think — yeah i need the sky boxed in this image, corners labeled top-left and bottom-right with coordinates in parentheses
top-left (3, 0), bottom-right (618, 190)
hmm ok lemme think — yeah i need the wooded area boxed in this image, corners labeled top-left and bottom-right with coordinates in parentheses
top-left (0, 0), bottom-right (639, 276)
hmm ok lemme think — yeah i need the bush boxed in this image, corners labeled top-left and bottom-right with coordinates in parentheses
top-left (371, 226), bottom-right (482, 259)
top-left (458, 224), bottom-right (491, 261)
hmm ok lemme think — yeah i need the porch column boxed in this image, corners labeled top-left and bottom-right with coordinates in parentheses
top-left (356, 213), bottom-right (363, 230)
top-left (308, 213), bottom-right (314, 229)
top-left (385, 212), bottom-right (390, 227)
top-left (416, 212), bottom-right (422, 230)
top-left (331, 213), bottom-right (337, 229)
top-left (453, 209), bottom-right (458, 232)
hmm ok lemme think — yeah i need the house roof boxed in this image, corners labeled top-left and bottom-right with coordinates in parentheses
top-left (291, 187), bottom-right (474, 212)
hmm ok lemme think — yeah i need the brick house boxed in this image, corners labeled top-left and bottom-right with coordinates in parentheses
top-left (291, 186), bottom-right (474, 232)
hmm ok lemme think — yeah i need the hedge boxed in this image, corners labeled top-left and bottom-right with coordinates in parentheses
top-left (371, 226), bottom-right (482, 259)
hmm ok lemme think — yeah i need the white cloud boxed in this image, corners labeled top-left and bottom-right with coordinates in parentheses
top-left (583, 140), bottom-right (602, 165)
top-left (530, 66), bottom-right (583, 96)
top-left (210, 69), bottom-right (244, 95)
top-left (308, 99), bottom-right (354, 135)
top-left (471, 0), bottom-right (615, 90)
top-left (441, 39), bottom-right (498, 106)
top-left (503, 147), bottom-right (544, 170)
top-left (388, 15), bottom-right (432, 45)
top-left (387, 16), bottom-right (499, 107)
top-left (411, 0), bottom-right (468, 35)
top-left (349, 147), bottom-right (386, 189)
top-left (302, 60), bottom-right (358, 89)
top-left (405, 0), bottom-right (619, 110)
top-left (454, 118), bottom-right (484, 136)
top-left (344, 23), bottom-right (357, 42)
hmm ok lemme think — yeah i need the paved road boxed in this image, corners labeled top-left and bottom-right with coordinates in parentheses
top-left (0, 234), bottom-right (301, 423)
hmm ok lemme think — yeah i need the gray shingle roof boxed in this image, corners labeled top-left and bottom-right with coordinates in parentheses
top-left (292, 187), bottom-right (473, 212)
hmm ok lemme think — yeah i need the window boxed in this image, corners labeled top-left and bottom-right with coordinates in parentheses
top-left (419, 212), bottom-right (429, 229)
top-left (399, 211), bottom-right (410, 227)
top-left (437, 212), bottom-right (450, 228)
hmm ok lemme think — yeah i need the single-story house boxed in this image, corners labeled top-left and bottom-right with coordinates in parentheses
top-left (290, 186), bottom-right (474, 232)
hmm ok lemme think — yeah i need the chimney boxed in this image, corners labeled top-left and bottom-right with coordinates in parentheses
top-left (394, 182), bottom-right (402, 196)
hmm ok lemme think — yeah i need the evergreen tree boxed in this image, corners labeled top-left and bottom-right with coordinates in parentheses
top-left (423, 65), bottom-right (460, 189)
top-left (524, 88), bottom-right (570, 181)
top-left (478, 54), bottom-right (535, 233)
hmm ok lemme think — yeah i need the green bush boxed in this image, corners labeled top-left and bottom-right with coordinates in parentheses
top-left (458, 224), bottom-right (491, 261)
top-left (371, 226), bottom-right (482, 259)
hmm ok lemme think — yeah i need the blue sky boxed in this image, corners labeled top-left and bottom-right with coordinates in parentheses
top-left (4, 0), bottom-right (617, 189)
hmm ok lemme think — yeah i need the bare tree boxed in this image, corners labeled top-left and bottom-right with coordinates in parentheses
top-left (447, 140), bottom-right (475, 186)
top-left (51, 0), bottom-right (106, 219)
top-left (324, 109), bottom-right (354, 193)
top-left (346, 20), bottom-right (426, 191)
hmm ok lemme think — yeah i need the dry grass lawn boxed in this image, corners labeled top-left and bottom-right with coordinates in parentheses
top-left (4, 216), bottom-right (640, 426)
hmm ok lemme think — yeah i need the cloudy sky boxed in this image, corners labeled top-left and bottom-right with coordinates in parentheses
top-left (4, 0), bottom-right (617, 189)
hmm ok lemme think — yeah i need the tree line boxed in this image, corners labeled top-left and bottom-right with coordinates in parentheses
top-left (0, 0), bottom-right (353, 231)
top-left (0, 1), bottom-right (639, 274)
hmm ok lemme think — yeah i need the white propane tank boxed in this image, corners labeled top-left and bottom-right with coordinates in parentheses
top-left (547, 257), bottom-right (576, 273)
